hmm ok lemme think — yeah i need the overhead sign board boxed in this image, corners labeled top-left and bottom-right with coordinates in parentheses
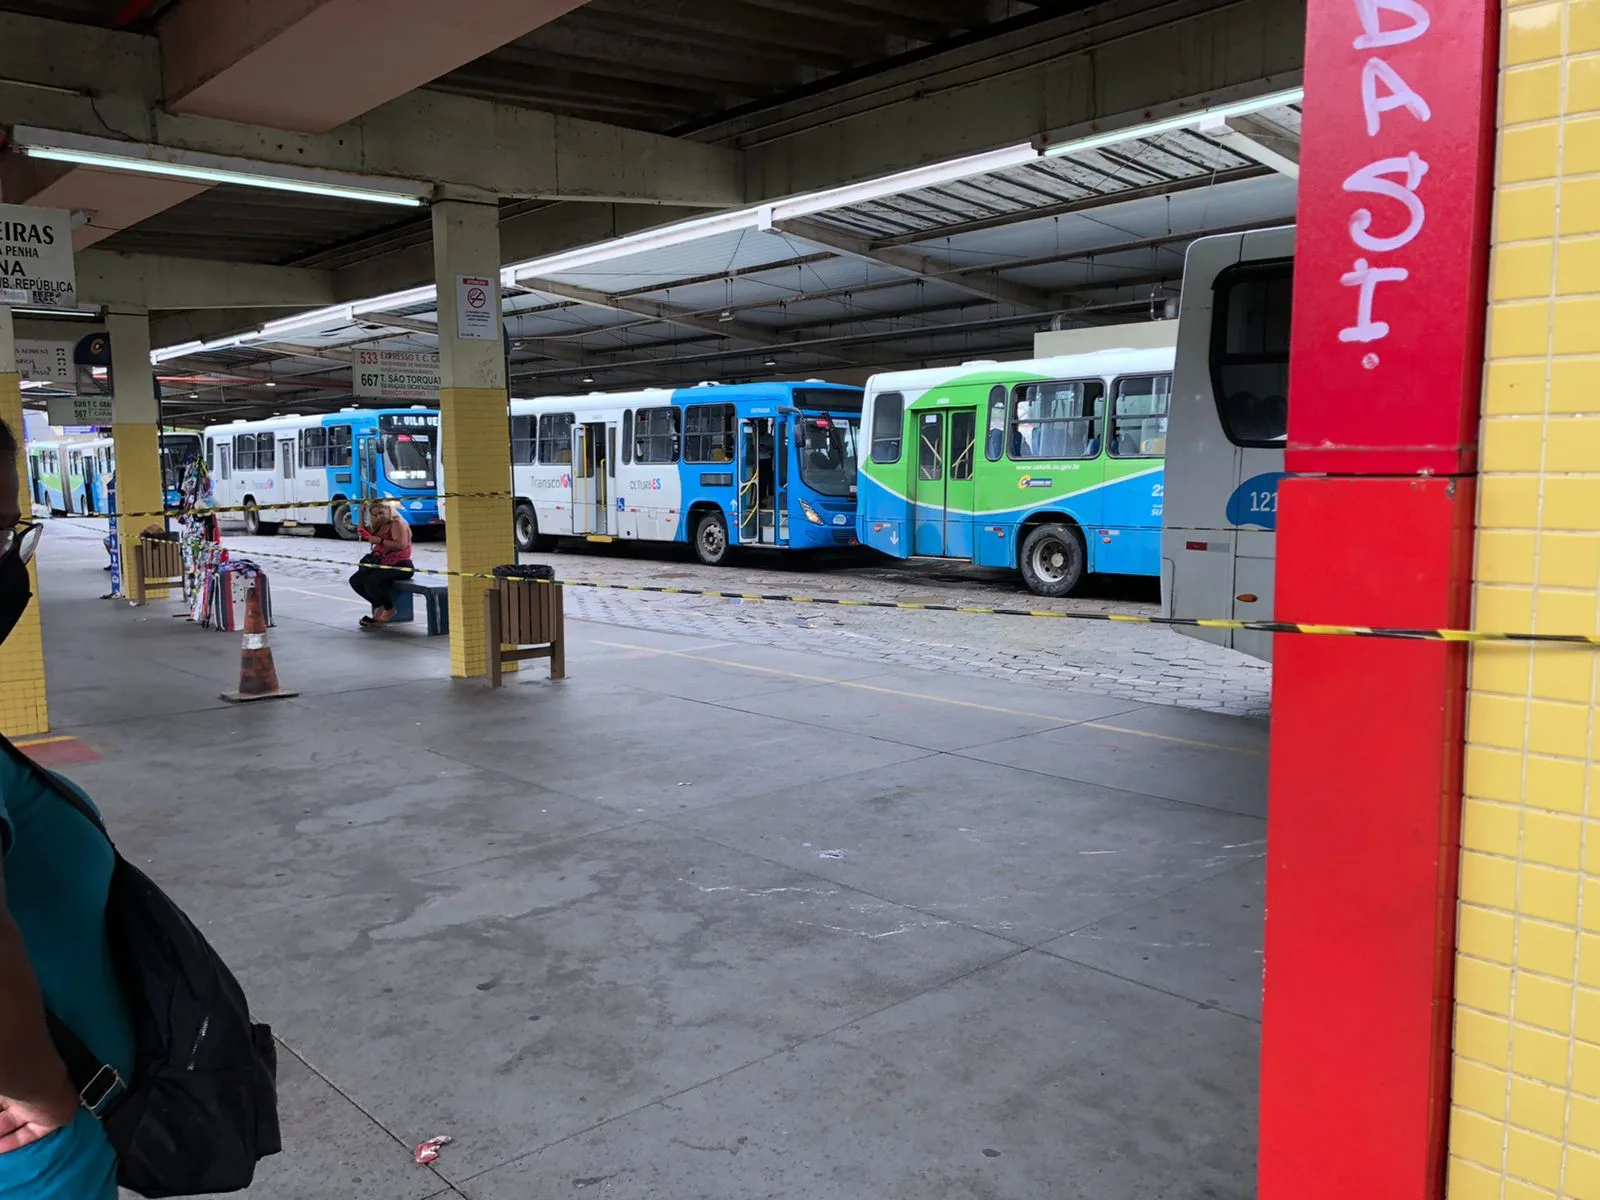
top-left (354, 348), bottom-right (441, 400)
top-left (15, 339), bottom-right (75, 383)
top-left (0, 205), bottom-right (75, 309)
top-left (46, 395), bottom-right (114, 426)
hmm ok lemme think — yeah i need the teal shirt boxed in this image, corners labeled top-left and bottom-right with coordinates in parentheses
top-left (0, 748), bottom-right (132, 1200)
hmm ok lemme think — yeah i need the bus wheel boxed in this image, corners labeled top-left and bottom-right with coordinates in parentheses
top-left (514, 502), bottom-right (540, 553)
top-left (1020, 523), bottom-right (1084, 597)
top-left (693, 510), bottom-right (730, 566)
top-left (332, 501), bottom-right (359, 541)
top-left (243, 501), bottom-right (277, 537)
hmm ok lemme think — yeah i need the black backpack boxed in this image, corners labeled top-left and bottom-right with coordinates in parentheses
top-left (3, 739), bottom-right (281, 1197)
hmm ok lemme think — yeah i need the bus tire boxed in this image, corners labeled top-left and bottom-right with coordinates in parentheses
top-left (242, 500), bottom-right (277, 537)
top-left (332, 500), bottom-right (359, 541)
top-left (1019, 523), bottom-right (1085, 597)
top-left (693, 509), bottom-right (730, 566)
top-left (514, 502), bottom-right (548, 553)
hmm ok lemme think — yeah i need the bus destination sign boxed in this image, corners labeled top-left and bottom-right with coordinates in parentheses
top-left (355, 349), bottom-right (441, 401)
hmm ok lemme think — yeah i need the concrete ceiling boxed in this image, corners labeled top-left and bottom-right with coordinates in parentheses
top-left (0, 0), bottom-right (1307, 424)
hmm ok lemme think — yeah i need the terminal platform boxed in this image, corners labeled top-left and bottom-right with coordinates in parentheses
top-left (38, 530), bottom-right (1265, 1198)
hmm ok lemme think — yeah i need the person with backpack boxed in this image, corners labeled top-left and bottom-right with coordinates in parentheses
top-left (0, 418), bottom-right (279, 1199)
top-left (0, 415), bottom-right (127, 1200)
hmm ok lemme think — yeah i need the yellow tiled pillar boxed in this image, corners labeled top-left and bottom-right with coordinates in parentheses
top-left (431, 199), bottom-right (512, 678)
top-left (1447, 1), bottom-right (1600, 1195)
top-left (0, 308), bottom-right (48, 736)
top-left (107, 308), bottom-right (167, 599)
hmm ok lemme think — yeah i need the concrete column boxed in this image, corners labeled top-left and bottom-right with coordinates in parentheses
top-left (107, 307), bottom-right (167, 599)
top-left (0, 307), bottom-right (49, 735)
top-left (431, 199), bottom-right (511, 679)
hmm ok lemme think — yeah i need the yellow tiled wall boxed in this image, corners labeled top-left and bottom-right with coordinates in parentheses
top-left (0, 370), bottom-right (49, 736)
top-left (1447, 1), bottom-right (1600, 1195)
top-left (439, 386), bottom-right (513, 678)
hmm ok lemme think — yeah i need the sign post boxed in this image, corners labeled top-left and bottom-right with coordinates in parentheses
top-left (105, 480), bottom-right (122, 600)
top-left (0, 206), bottom-right (76, 309)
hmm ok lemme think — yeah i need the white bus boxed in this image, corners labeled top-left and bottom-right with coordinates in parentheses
top-left (508, 381), bottom-right (864, 561)
top-left (1161, 226), bottom-right (1293, 661)
top-left (203, 408), bottom-right (441, 538)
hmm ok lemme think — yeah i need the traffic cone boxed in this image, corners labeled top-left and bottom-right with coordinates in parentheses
top-left (220, 580), bottom-right (298, 703)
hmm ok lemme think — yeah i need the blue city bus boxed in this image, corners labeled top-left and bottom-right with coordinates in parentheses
top-left (509, 381), bottom-right (863, 563)
top-left (204, 408), bottom-right (441, 538)
top-left (28, 431), bottom-right (201, 516)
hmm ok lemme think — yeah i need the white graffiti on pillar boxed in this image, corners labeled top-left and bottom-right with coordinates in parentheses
top-left (1338, 0), bottom-right (1433, 358)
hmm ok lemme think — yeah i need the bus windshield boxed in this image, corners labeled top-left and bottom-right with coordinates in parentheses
top-left (796, 415), bottom-right (859, 498)
top-left (382, 430), bottom-right (436, 487)
top-left (161, 435), bottom-right (201, 490)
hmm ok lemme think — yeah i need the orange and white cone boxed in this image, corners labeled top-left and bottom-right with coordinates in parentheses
top-left (221, 581), bottom-right (298, 703)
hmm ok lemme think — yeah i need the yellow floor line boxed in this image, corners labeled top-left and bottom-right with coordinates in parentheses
top-left (12, 735), bottom-right (74, 748)
top-left (593, 640), bottom-right (1262, 756)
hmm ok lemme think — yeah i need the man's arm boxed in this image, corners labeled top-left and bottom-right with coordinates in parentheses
top-left (0, 860), bottom-right (78, 1152)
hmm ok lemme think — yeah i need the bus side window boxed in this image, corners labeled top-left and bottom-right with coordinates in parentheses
top-left (205, 439), bottom-right (213, 471)
top-left (870, 391), bottom-right (903, 464)
top-left (985, 385), bottom-right (1006, 461)
top-left (1109, 375), bottom-right (1172, 458)
top-left (1211, 262), bottom-right (1292, 446)
top-left (511, 415), bottom-right (536, 465)
top-left (538, 413), bottom-right (573, 465)
top-left (622, 410), bottom-right (633, 465)
top-left (684, 403), bottom-right (735, 463)
top-left (328, 425), bottom-right (353, 468)
top-left (235, 434), bottom-right (256, 471)
top-left (1009, 380), bottom-right (1102, 460)
top-left (301, 427), bottom-right (328, 469)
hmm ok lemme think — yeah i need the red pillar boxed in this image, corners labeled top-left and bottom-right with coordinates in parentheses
top-left (1259, 1), bottom-right (1499, 1196)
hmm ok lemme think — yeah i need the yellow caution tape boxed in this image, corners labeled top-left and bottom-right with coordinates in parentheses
top-left (163, 542), bottom-right (1600, 648)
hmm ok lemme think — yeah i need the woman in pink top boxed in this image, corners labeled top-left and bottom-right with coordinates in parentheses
top-left (349, 500), bottom-right (414, 628)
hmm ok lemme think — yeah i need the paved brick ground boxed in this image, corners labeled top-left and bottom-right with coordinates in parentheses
top-left (54, 518), bottom-right (1272, 717)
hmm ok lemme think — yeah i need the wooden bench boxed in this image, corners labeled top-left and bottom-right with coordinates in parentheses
top-left (390, 577), bottom-right (449, 636)
top-left (485, 578), bottom-right (565, 686)
top-left (131, 535), bottom-right (184, 606)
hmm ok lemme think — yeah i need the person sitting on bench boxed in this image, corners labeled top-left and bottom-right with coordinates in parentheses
top-left (349, 501), bottom-right (414, 629)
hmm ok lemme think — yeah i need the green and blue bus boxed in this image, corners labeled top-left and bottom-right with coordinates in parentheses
top-left (857, 348), bottom-right (1172, 596)
top-left (28, 431), bottom-right (201, 515)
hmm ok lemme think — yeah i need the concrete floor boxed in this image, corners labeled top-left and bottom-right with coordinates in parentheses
top-left (30, 530), bottom-right (1266, 1199)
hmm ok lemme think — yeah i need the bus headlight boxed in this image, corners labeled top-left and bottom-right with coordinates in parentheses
top-left (799, 499), bottom-right (825, 525)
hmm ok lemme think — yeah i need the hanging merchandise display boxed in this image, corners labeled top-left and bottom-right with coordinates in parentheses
top-left (177, 456), bottom-right (224, 624)
top-left (205, 559), bottom-right (273, 632)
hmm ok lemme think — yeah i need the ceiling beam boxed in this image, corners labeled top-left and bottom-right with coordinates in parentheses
top-left (0, 12), bottom-right (743, 207)
top-left (516, 276), bottom-right (872, 365)
top-left (78, 250), bottom-right (336, 310)
top-left (1197, 114), bottom-right (1300, 179)
top-left (771, 216), bottom-right (1055, 310)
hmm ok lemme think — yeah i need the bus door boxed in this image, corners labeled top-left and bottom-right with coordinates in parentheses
top-left (943, 408), bottom-right (977, 558)
top-left (773, 416), bottom-right (789, 546)
top-left (571, 421), bottom-right (609, 536)
top-left (911, 410), bottom-right (949, 556)
top-left (79, 452), bottom-right (98, 515)
top-left (62, 450), bottom-right (80, 514)
top-left (737, 418), bottom-right (775, 545)
top-left (357, 431), bottom-right (379, 515)
top-left (279, 437), bottom-right (296, 517)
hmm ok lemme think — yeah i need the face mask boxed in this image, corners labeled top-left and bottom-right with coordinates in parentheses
top-left (0, 546), bottom-right (32, 645)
